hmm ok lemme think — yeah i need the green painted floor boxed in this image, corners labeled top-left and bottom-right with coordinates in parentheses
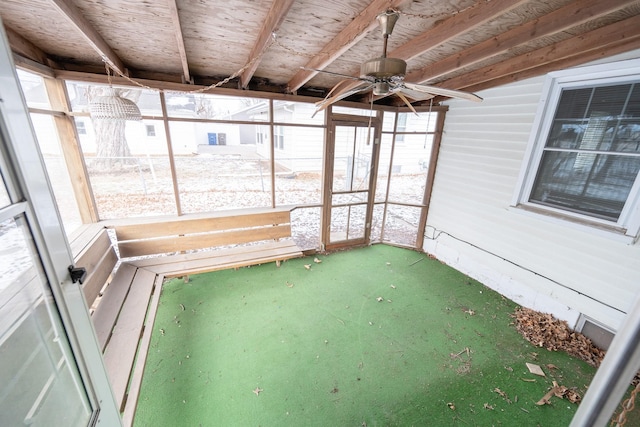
top-left (133, 245), bottom-right (603, 426)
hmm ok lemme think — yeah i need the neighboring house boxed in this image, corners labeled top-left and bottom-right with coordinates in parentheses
top-left (425, 50), bottom-right (640, 345)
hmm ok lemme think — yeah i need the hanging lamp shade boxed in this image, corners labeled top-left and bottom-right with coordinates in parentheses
top-left (89, 88), bottom-right (142, 121)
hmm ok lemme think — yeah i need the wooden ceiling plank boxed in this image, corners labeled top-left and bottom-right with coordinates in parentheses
top-left (286, 0), bottom-right (409, 93)
top-left (49, 0), bottom-right (126, 75)
top-left (440, 14), bottom-right (640, 93)
top-left (239, 0), bottom-right (296, 89)
top-left (167, 0), bottom-right (191, 83)
top-left (461, 36), bottom-right (640, 95)
top-left (389, 0), bottom-right (530, 62)
top-left (405, 0), bottom-right (637, 84)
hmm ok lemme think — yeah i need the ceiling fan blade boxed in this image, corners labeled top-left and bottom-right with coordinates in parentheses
top-left (396, 86), bottom-right (435, 101)
top-left (395, 91), bottom-right (418, 115)
top-left (403, 82), bottom-right (483, 103)
top-left (314, 82), bottom-right (374, 114)
top-left (300, 66), bottom-right (370, 82)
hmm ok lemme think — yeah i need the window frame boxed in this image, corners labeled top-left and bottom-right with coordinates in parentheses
top-left (513, 57), bottom-right (640, 240)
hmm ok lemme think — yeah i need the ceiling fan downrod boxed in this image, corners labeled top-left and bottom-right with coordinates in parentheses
top-left (377, 10), bottom-right (399, 58)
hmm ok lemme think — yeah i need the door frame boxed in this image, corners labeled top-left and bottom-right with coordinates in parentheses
top-left (0, 22), bottom-right (121, 426)
top-left (321, 111), bottom-right (382, 251)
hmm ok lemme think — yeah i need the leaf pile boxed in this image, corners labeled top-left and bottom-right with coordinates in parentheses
top-left (512, 307), bottom-right (605, 368)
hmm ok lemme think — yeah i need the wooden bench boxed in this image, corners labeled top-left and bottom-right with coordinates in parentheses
top-left (70, 225), bottom-right (162, 427)
top-left (70, 208), bottom-right (304, 426)
top-left (111, 208), bottom-right (304, 277)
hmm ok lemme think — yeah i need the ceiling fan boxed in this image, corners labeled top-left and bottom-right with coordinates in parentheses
top-left (307, 10), bottom-right (482, 114)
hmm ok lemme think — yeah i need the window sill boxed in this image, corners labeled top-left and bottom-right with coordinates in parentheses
top-left (509, 203), bottom-right (638, 245)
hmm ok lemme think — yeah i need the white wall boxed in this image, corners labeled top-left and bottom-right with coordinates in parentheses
top-left (425, 51), bottom-right (640, 332)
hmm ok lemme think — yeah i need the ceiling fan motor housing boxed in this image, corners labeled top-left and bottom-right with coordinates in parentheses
top-left (360, 57), bottom-right (406, 79)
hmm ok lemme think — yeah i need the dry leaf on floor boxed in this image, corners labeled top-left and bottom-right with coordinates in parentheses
top-left (304, 264), bottom-right (311, 270)
top-left (314, 257), bottom-right (322, 263)
top-left (494, 387), bottom-right (512, 404)
top-left (526, 362), bottom-right (546, 377)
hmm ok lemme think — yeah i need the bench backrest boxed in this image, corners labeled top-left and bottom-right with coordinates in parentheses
top-left (70, 225), bottom-right (118, 308)
top-left (113, 209), bottom-right (293, 259)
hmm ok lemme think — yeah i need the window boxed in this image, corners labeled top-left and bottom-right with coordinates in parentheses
top-left (274, 125), bottom-right (284, 150)
top-left (516, 58), bottom-right (640, 238)
top-left (146, 124), bottom-right (156, 137)
top-left (76, 120), bottom-right (87, 135)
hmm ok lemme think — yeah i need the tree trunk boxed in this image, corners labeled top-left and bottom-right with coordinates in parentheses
top-left (88, 87), bottom-right (140, 171)
top-left (92, 118), bottom-right (133, 170)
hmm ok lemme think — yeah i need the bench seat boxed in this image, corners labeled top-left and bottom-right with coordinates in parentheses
top-left (130, 239), bottom-right (303, 276)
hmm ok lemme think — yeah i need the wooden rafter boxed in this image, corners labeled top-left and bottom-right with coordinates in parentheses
top-left (5, 26), bottom-right (49, 65)
top-left (441, 14), bottom-right (640, 94)
top-left (49, 0), bottom-right (126, 75)
top-left (167, 0), bottom-right (191, 83)
top-left (462, 35), bottom-right (640, 95)
top-left (286, 0), bottom-right (408, 93)
top-left (239, 0), bottom-right (296, 89)
top-left (387, 0), bottom-right (529, 63)
top-left (405, 0), bottom-right (637, 85)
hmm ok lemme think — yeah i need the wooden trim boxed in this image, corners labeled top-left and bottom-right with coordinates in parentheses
top-left (240, 0), bottom-right (296, 89)
top-left (166, 0), bottom-right (191, 83)
top-left (43, 77), bottom-right (98, 223)
top-left (286, 0), bottom-right (409, 92)
top-left (13, 54), bottom-right (56, 78)
top-left (406, 0), bottom-right (637, 85)
top-left (159, 91), bottom-right (182, 215)
top-left (269, 100), bottom-right (276, 208)
top-left (114, 210), bottom-right (291, 240)
top-left (417, 110), bottom-right (446, 251)
top-left (54, 69), bottom-right (327, 104)
top-left (118, 224), bottom-right (292, 258)
top-left (49, 0), bottom-right (126, 75)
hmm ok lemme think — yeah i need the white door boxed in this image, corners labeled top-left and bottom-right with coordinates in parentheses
top-left (0, 22), bottom-right (121, 426)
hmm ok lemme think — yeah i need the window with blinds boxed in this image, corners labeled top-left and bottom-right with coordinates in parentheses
top-left (529, 83), bottom-right (640, 222)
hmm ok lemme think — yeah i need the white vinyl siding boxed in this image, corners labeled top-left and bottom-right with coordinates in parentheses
top-left (425, 54), bottom-right (640, 331)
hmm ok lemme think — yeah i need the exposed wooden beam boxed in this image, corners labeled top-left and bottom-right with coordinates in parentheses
top-left (286, 0), bottom-right (408, 93)
top-left (326, 0), bottom-right (528, 103)
top-left (462, 36), bottom-right (640, 95)
top-left (49, 0), bottom-right (126, 75)
top-left (441, 14), bottom-right (640, 94)
top-left (166, 0), bottom-right (191, 83)
top-left (5, 26), bottom-right (49, 65)
top-left (13, 53), bottom-right (55, 78)
top-left (239, 0), bottom-right (296, 89)
top-left (388, 0), bottom-right (529, 62)
top-left (405, 0), bottom-right (637, 84)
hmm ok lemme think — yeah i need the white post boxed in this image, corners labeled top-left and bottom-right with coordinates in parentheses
top-left (570, 293), bottom-right (640, 426)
